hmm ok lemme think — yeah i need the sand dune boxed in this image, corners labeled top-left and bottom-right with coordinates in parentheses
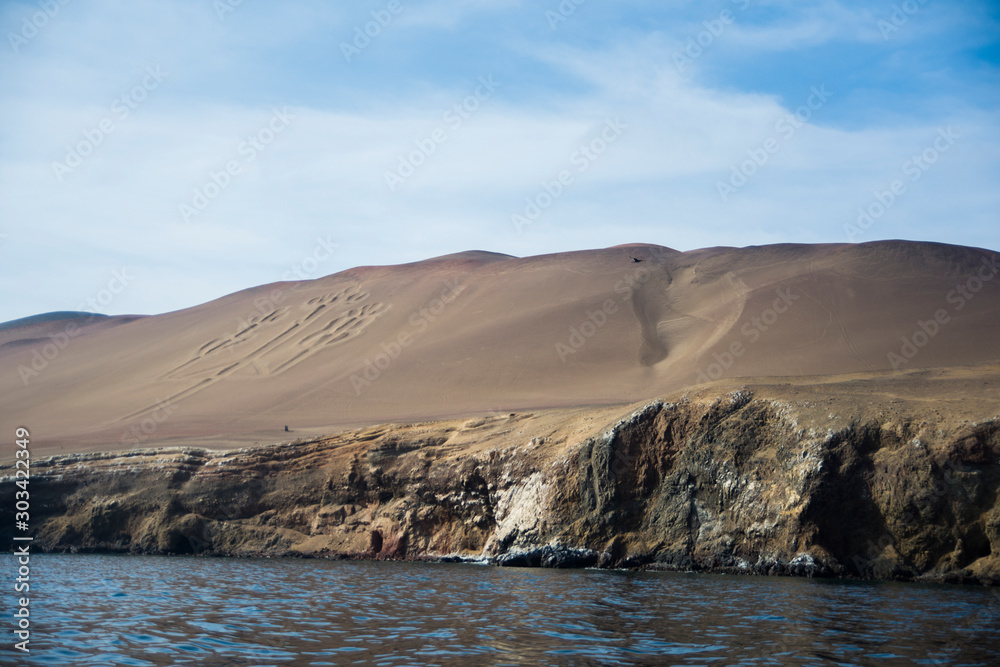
top-left (3, 241), bottom-right (998, 455)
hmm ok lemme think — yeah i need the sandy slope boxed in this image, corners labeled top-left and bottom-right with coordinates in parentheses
top-left (2, 241), bottom-right (998, 455)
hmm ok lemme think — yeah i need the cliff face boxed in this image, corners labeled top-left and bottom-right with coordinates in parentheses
top-left (5, 374), bottom-right (999, 585)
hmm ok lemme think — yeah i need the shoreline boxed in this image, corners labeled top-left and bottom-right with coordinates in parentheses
top-left (4, 377), bottom-right (999, 588)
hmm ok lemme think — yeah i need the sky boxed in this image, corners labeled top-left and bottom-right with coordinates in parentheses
top-left (1, 0), bottom-right (998, 322)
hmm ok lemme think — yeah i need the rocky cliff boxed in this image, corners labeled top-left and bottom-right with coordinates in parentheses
top-left (5, 368), bottom-right (999, 585)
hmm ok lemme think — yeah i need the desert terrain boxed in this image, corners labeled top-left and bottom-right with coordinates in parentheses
top-left (2, 240), bottom-right (999, 583)
top-left (2, 240), bottom-right (997, 457)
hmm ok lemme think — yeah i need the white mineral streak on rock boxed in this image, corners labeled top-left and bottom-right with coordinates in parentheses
top-left (485, 471), bottom-right (551, 555)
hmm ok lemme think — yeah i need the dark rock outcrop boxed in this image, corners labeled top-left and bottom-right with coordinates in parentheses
top-left (4, 383), bottom-right (999, 585)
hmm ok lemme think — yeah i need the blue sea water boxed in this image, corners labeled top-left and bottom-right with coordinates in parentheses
top-left (0, 554), bottom-right (997, 666)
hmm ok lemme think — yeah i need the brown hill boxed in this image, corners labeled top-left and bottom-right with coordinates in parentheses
top-left (2, 241), bottom-right (998, 456)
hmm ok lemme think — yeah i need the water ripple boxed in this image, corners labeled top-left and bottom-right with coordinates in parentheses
top-left (0, 555), bottom-right (997, 666)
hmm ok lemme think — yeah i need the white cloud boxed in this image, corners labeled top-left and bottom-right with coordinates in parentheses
top-left (0, 0), bottom-right (997, 321)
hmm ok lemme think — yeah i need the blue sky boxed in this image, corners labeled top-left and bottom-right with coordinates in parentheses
top-left (1, 0), bottom-right (998, 321)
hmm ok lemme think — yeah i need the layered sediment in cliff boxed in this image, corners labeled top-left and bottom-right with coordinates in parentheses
top-left (4, 374), bottom-right (999, 585)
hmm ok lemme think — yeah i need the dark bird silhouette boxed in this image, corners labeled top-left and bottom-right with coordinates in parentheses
top-left (631, 257), bottom-right (643, 263)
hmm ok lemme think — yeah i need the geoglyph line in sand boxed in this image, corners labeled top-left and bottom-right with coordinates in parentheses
top-left (124, 285), bottom-right (389, 424)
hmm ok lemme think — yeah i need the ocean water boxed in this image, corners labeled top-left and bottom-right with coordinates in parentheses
top-left (1, 554), bottom-right (997, 666)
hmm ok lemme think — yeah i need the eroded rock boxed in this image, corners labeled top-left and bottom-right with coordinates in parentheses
top-left (3, 387), bottom-right (998, 585)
